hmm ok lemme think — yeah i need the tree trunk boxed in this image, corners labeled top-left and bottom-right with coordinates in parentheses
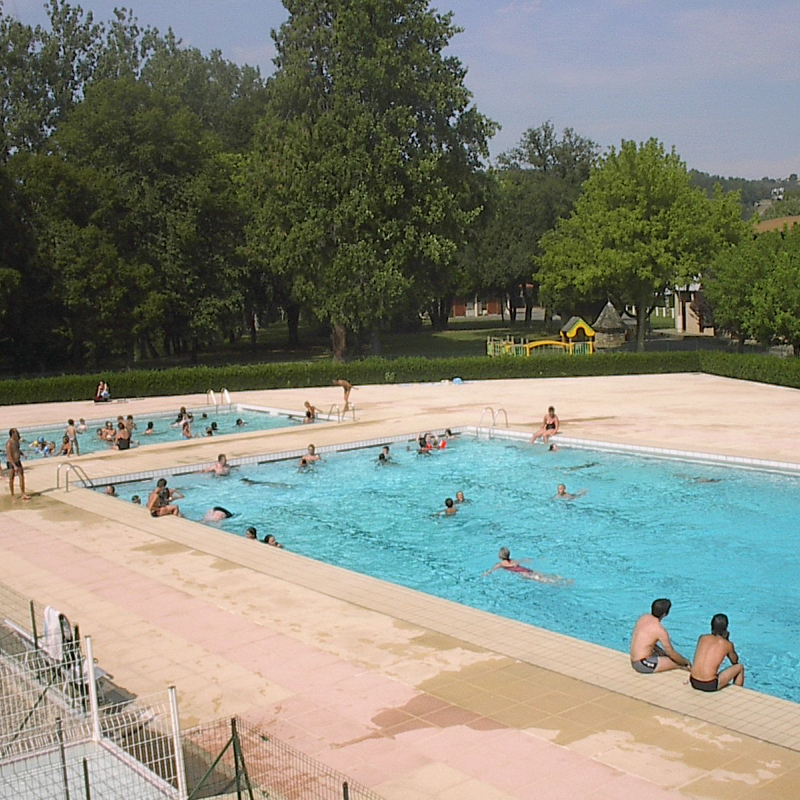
top-left (249, 311), bottom-right (257, 348)
top-left (634, 301), bottom-right (648, 352)
top-left (507, 292), bottom-right (517, 324)
top-left (429, 297), bottom-right (451, 331)
top-left (286, 303), bottom-right (301, 348)
top-left (331, 322), bottom-right (347, 361)
top-left (370, 329), bottom-right (382, 355)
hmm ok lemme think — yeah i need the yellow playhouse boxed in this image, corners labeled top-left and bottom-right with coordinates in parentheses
top-left (486, 316), bottom-right (595, 357)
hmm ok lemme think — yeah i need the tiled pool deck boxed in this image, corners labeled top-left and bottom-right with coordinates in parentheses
top-left (2, 373), bottom-right (800, 799)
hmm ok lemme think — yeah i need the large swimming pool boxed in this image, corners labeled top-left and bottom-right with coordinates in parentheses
top-left (108, 436), bottom-right (800, 704)
top-left (20, 405), bottom-right (310, 456)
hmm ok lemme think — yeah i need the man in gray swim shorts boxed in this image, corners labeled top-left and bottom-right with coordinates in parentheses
top-left (630, 598), bottom-right (691, 674)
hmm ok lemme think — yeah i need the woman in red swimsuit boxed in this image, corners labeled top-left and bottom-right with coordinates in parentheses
top-left (483, 547), bottom-right (572, 586)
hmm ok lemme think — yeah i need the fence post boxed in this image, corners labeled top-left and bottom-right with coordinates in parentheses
top-left (29, 600), bottom-right (38, 650)
top-left (84, 637), bottom-right (101, 743)
top-left (342, 780), bottom-right (350, 800)
top-left (56, 717), bottom-right (71, 800)
top-left (169, 686), bottom-right (189, 800)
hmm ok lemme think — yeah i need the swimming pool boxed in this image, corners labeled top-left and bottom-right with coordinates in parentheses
top-left (106, 436), bottom-right (800, 704)
top-left (19, 405), bottom-right (313, 456)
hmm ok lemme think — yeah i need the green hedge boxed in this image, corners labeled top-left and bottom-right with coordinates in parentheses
top-left (698, 352), bottom-right (800, 389)
top-left (0, 352), bottom-right (704, 406)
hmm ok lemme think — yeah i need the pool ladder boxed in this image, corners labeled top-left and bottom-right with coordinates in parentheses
top-left (206, 388), bottom-right (232, 410)
top-left (476, 407), bottom-right (509, 439)
top-left (56, 463), bottom-right (96, 492)
top-left (327, 403), bottom-right (357, 423)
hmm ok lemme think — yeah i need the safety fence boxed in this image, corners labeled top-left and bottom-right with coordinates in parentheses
top-left (182, 716), bottom-right (383, 800)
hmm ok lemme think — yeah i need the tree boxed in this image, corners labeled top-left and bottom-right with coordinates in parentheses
top-left (539, 139), bottom-right (744, 350)
top-left (245, 0), bottom-right (495, 358)
top-left (470, 122), bottom-right (598, 325)
top-left (760, 189), bottom-right (800, 220)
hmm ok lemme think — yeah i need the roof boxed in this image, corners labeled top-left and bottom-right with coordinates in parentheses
top-left (592, 302), bottom-right (625, 332)
top-left (755, 215), bottom-right (800, 234)
top-left (560, 316), bottom-right (595, 338)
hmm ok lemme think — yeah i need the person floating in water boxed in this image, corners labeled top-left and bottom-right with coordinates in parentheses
top-left (629, 598), bottom-right (691, 674)
top-left (530, 406), bottom-right (559, 445)
top-left (377, 445), bottom-right (393, 464)
top-left (689, 613), bottom-right (744, 692)
top-left (483, 547), bottom-right (571, 585)
top-left (264, 534), bottom-right (283, 548)
top-left (455, 490), bottom-right (467, 504)
top-left (442, 497), bottom-right (457, 516)
top-left (235, 418), bottom-right (247, 427)
top-left (203, 506), bottom-right (233, 523)
top-left (552, 483), bottom-right (586, 500)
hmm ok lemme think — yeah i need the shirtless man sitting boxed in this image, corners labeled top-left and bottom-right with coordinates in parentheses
top-left (689, 613), bottom-right (744, 692)
top-left (630, 598), bottom-right (691, 673)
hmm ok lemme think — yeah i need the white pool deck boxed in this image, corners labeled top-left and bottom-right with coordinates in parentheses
top-left (2, 373), bottom-right (800, 799)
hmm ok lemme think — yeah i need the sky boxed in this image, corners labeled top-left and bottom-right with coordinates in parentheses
top-left (6, 0), bottom-right (800, 179)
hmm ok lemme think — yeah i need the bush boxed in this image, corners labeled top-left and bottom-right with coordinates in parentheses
top-left (699, 352), bottom-right (800, 389)
top-left (0, 352), bottom-right (705, 406)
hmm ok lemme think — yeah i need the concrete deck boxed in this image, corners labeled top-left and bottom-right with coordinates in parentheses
top-left (2, 373), bottom-right (800, 799)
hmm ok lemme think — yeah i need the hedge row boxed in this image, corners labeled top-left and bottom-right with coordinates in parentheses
top-left (3, 350), bottom-right (800, 406)
top-left (697, 352), bottom-right (800, 389)
top-left (0, 352), bottom-right (704, 406)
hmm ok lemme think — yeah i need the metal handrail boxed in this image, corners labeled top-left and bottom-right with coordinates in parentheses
top-left (57, 463), bottom-right (96, 492)
top-left (488, 408), bottom-right (509, 438)
top-left (206, 390), bottom-right (218, 407)
top-left (476, 407), bottom-right (494, 437)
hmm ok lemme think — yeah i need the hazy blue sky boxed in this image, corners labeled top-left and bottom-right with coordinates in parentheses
top-left (7, 0), bottom-right (799, 179)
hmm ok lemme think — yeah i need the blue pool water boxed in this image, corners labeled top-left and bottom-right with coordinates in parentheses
top-left (111, 437), bottom-right (800, 703)
top-left (21, 407), bottom-right (306, 456)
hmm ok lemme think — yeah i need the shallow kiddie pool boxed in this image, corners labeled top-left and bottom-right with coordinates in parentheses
top-left (19, 405), bottom-right (320, 457)
top-left (101, 434), bottom-right (800, 704)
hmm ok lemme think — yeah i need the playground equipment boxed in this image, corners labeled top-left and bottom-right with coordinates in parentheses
top-left (486, 316), bottom-right (595, 357)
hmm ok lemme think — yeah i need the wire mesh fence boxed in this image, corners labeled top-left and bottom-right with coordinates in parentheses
top-left (0, 643), bottom-right (183, 800)
top-left (182, 716), bottom-right (384, 800)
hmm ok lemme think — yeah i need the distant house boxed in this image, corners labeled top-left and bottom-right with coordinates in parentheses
top-left (451, 296), bottom-right (503, 317)
top-left (674, 216), bottom-right (800, 337)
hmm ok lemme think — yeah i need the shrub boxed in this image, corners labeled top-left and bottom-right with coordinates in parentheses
top-left (0, 352), bottom-right (705, 406)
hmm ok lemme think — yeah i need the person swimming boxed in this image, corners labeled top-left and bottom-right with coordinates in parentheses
top-left (553, 483), bottom-right (587, 500)
top-left (203, 506), bottom-right (233, 522)
top-left (483, 547), bottom-right (572, 586)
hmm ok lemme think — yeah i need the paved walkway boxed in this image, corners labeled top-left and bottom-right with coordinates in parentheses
top-left (2, 374), bottom-right (800, 799)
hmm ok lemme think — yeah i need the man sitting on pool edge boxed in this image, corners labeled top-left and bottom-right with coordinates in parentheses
top-left (630, 598), bottom-right (691, 674)
top-left (689, 613), bottom-right (744, 691)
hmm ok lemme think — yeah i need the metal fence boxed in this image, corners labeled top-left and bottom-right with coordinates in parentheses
top-left (0, 637), bottom-right (185, 800)
top-left (182, 716), bottom-right (383, 800)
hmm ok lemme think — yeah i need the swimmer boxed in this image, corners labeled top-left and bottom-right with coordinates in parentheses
top-left (566, 462), bottom-right (599, 471)
top-left (211, 421), bottom-right (218, 432)
top-left (204, 454), bottom-right (230, 476)
top-left (205, 427), bottom-right (214, 436)
top-left (235, 418), bottom-right (247, 427)
top-left (203, 506), bottom-right (233, 523)
top-left (59, 435), bottom-right (73, 456)
top-left (303, 444), bottom-right (321, 463)
top-left (131, 495), bottom-right (141, 505)
top-left (175, 407), bottom-right (188, 424)
top-left (303, 401), bottom-right (317, 423)
top-left (483, 547), bottom-right (571, 585)
top-left (144, 421), bottom-right (155, 435)
top-left (442, 497), bottom-right (457, 516)
top-left (455, 491), bottom-right (467, 504)
top-left (264, 534), bottom-right (283, 548)
top-left (65, 419), bottom-right (79, 455)
top-left (377, 445), bottom-right (392, 464)
top-left (417, 432), bottom-right (434, 455)
top-left (630, 599), bottom-right (691, 674)
top-left (104, 485), bottom-right (116, 496)
top-left (147, 478), bottom-right (182, 517)
top-left (553, 483), bottom-right (586, 500)
top-left (245, 526), bottom-right (258, 540)
top-left (689, 613), bottom-right (744, 691)
top-left (438, 429), bottom-right (454, 449)
top-left (76, 418), bottom-right (88, 434)
top-left (530, 406), bottom-right (559, 445)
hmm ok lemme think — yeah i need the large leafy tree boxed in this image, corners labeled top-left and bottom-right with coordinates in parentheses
top-left (245, 0), bottom-right (495, 357)
top-left (539, 138), bottom-right (745, 350)
top-left (467, 122), bottom-right (598, 325)
top-left (706, 227), bottom-right (800, 353)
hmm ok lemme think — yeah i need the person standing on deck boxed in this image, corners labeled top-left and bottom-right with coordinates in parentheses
top-left (5, 428), bottom-right (30, 500)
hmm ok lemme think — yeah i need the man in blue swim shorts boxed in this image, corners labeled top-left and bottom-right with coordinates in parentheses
top-left (630, 598), bottom-right (691, 674)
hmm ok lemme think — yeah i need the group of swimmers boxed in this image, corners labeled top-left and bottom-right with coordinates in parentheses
top-left (630, 598), bottom-right (745, 692)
